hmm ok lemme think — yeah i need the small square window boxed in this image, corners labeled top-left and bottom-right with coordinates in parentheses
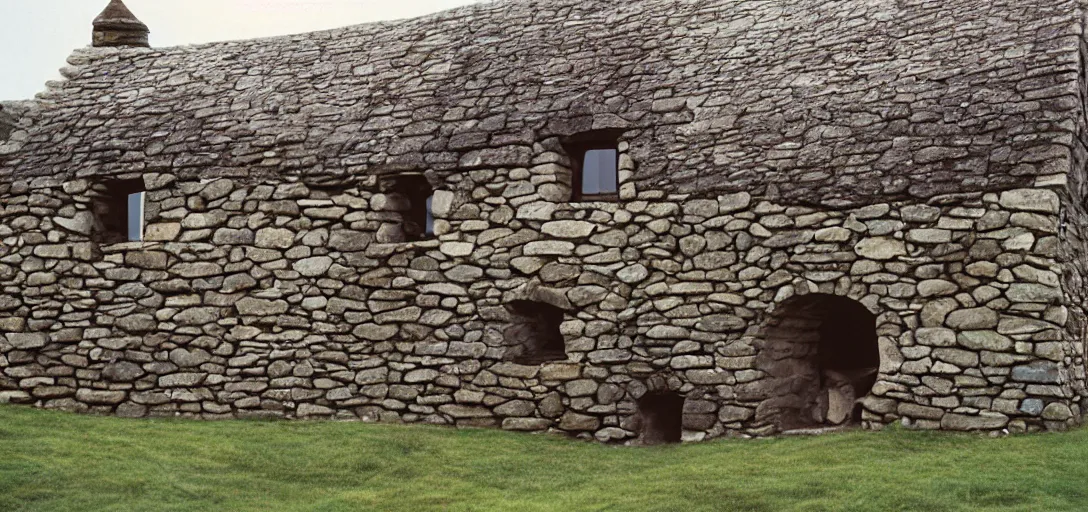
top-left (382, 175), bottom-right (434, 242)
top-left (565, 130), bottom-right (622, 201)
top-left (504, 300), bottom-right (566, 365)
top-left (580, 148), bottom-right (618, 197)
top-left (95, 179), bottom-right (145, 243)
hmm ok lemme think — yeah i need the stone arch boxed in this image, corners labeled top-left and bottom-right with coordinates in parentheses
top-left (755, 293), bottom-right (880, 431)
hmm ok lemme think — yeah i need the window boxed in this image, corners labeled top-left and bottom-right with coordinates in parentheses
top-left (382, 175), bottom-right (433, 242)
top-left (95, 179), bottom-right (145, 243)
top-left (579, 149), bottom-right (618, 197)
top-left (503, 300), bottom-right (566, 364)
top-left (565, 130), bottom-right (622, 201)
top-left (128, 191), bottom-right (145, 241)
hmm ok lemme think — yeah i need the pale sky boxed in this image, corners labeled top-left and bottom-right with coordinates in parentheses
top-left (0, 0), bottom-right (485, 101)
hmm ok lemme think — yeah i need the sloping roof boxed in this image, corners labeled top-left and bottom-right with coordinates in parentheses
top-left (1, 0), bottom-right (1084, 207)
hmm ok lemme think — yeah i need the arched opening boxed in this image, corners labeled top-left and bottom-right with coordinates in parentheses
top-left (758, 294), bottom-right (879, 431)
top-left (637, 392), bottom-right (685, 445)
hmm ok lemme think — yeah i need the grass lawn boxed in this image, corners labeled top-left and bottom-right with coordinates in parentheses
top-left (1, 405), bottom-right (1086, 511)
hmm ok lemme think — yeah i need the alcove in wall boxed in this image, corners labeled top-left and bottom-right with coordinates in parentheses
top-left (758, 294), bottom-right (880, 430)
top-left (503, 300), bottom-right (566, 365)
top-left (380, 174), bottom-right (433, 242)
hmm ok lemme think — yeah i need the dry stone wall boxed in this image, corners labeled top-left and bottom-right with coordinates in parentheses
top-left (2, 0), bottom-right (1083, 208)
top-left (2, 0), bottom-right (1087, 442)
top-left (0, 158), bottom-right (1081, 441)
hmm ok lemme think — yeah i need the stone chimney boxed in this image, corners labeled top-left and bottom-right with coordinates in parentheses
top-left (92, 0), bottom-right (150, 48)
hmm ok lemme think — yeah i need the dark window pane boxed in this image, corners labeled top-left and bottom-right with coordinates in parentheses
top-left (425, 195), bottom-right (434, 236)
top-left (127, 192), bottom-right (143, 241)
top-left (582, 149), bottom-right (617, 195)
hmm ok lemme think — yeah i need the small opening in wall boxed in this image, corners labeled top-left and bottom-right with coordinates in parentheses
top-left (383, 175), bottom-right (434, 242)
top-left (759, 294), bottom-right (880, 430)
top-left (637, 392), bottom-right (685, 445)
top-left (563, 130), bottom-right (622, 201)
top-left (503, 300), bottom-right (566, 365)
top-left (96, 179), bottom-right (145, 243)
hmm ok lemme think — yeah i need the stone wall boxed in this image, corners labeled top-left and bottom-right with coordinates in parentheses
top-left (0, 158), bottom-right (1081, 441)
top-left (1054, 28), bottom-right (1088, 418)
top-left (3, 0), bottom-right (1082, 211)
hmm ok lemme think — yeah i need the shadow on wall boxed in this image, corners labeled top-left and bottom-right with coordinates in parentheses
top-left (757, 294), bottom-right (880, 431)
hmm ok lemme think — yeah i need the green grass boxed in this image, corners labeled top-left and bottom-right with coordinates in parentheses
top-left (1, 405), bottom-right (1086, 511)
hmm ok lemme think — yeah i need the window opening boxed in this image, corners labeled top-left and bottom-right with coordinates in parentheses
top-left (581, 148), bottom-right (618, 197)
top-left (383, 175), bottom-right (434, 242)
top-left (127, 191), bottom-right (145, 241)
top-left (564, 130), bottom-right (622, 201)
top-left (503, 300), bottom-right (566, 364)
top-left (96, 179), bottom-right (145, 243)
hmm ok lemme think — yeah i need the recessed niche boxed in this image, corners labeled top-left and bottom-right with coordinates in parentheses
top-left (503, 300), bottom-right (566, 365)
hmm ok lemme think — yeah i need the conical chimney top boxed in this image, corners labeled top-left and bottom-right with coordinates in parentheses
top-left (92, 0), bottom-right (149, 48)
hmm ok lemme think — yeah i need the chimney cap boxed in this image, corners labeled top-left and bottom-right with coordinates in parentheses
top-left (92, 0), bottom-right (149, 48)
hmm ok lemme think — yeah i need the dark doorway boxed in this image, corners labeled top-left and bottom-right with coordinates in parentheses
top-left (758, 294), bottom-right (879, 430)
top-left (637, 392), bottom-right (685, 444)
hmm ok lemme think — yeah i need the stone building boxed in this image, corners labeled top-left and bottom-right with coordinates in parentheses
top-left (0, 0), bottom-right (1086, 443)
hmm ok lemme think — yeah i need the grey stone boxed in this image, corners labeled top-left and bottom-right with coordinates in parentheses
top-left (75, 389), bottom-right (126, 405)
top-left (256, 228), bottom-right (294, 249)
top-left (103, 361), bottom-right (146, 382)
top-left (6, 333), bottom-right (48, 349)
top-left (998, 189), bottom-right (1059, 214)
top-left (116, 314), bottom-right (156, 333)
top-left (854, 238), bottom-right (906, 260)
top-left (53, 211), bottom-right (96, 235)
top-left (945, 308), bottom-right (998, 330)
top-left (439, 242), bottom-right (474, 257)
top-left (236, 297), bottom-right (289, 316)
top-left (558, 412), bottom-right (600, 431)
top-left (940, 413), bottom-right (1009, 431)
top-left (958, 331), bottom-right (1013, 352)
top-left (1042, 402), bottom-right (1073, 421)
top-left (1019, 398), bottom-right (1044, 416)
top-left (503, 418), bottom-right (552, 431)
top-left (293, 256), bottom-right (333, 277)
top-left (917, 280), bottom-right (958, 297)
top-left (542, 220), bottom-right (596, 238)
top-left (1011, 362), bottom-right (1060, 384)
top-left (718, 192), bottom-right (750, 213)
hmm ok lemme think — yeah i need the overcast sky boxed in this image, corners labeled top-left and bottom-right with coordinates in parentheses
top-left (0, 0), bottom-right (485, 101)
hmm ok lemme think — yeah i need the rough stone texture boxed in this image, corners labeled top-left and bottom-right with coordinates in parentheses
top-left (0, 0), bottom-right (1085, 443)
top-left (0, 0), bottom-right (1081, 205)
